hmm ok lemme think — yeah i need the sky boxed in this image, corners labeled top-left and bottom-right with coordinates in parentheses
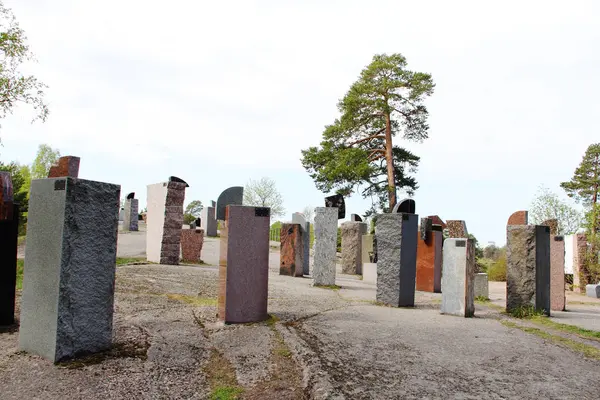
top-left (1, 0), bottom-right (599, 246)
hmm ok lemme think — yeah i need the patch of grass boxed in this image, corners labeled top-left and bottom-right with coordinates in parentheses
top-left (116, 257), bottom-right (147, 266)
top-left (314, 284), bottom-right (341, 290)
top-left (475, 296), bottom-right (490, 302)
top-left (487, 256), bottom-right (506, 281)
top-left (166, 293), bottom-right (217, 306)
top-left (501, 320), bottom-right (600, 360)
top-left (17, 236), bottom-right (26, 246)
top-left (16, 259), bottom-right (24, 290)
top-left (527, 316), bottom-right (600, 341)
top-left (508, 305), bottom-right (546, 318)
top-left (265, 314), bottom-right (280, 327)
top-left (210, 386), bottom-right (244, 400)
top-left (204, 348), bottom-right (244, 400)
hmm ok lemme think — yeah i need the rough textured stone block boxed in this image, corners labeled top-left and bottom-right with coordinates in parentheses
top-left (361, 234), bottom-right (374, 264)
top-left (122, 198), bottom-right (139, 232)
top-left (47, 156), bottom-right (80, 178)
top-left (416, 229), bottom-right (442, 293)
top-left (180, 228), bottom-right (204, 263)
top-left (474, 273), bottom-right (489, 299)
top-left (375, 213), bottom-right (418, 307)
top-left (550, 236), bottom-right (566, 311)
top-left (428, 215), bottom-right (446, 229)
top-left (586, 284), bottom-right (600, 298)
top-left (441, 238), bottom-right (475, 317)
top-left (146, 181), bottom-right (187, 264)
top-left (341, 221), bottom-right (367, 275)
top-left (0, 204), bottom-right (18, 326)
top-left (506, 225), bottom-right (551, 315)
top-left (19, 178), bottom-right (120, 362)
top-left (541, 219), bottom-right (558, 235)
top-left (573, 233), bottom-right (587, 293)
top-left (201, 206), bottom-right (217, 237)
top-left (313, 207), bottom-right (338, 286)
top-left (420, 217), bottom-right (432, 241)
top-left (363, 263), bottom-right (377, 284)
top-left (392, 198), bottom-right (415, 214)
top-left (280, 223), bottom-right (303, 277)
top-left (325, 194), bottom-right (345, 219)
top-left (218, 205), bottom-right (270, 323)
top-left (216, 186), bottom-right (243, 221)
top-left (447, 220), bottom-right (468, 238)
top-left (507, 210), bottom-right (528, 226)
top-left (291, 213), bottom-right (310, 275)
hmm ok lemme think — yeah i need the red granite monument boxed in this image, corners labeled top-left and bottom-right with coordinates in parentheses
top-left (280, 223), bottom-right (303, 277)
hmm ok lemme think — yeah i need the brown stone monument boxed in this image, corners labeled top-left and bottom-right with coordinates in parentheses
top-left (427, 215), bottom-right (446, 229)
top-left (541, 219), bottom-right (558, 235)
top-left (550, 236), bottom-right (566, 311)
top-left (507, 210), bottom-right (528, 226)
top-left (280, 223), bottom-right (303, 277)
top-left (416, 217), bottom-right (442, 293)
top-left (447, 220), bottom-right (468, 238)
top-left (573, 233), bottom-right (588, 293)
top-left (218, 205), bottom-right (270, 323)
top-left (48, 156), bottom-right (80, 178)
top-left (180, 228), bottom-right (204, 263)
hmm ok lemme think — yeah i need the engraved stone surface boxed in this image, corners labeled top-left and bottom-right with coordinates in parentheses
top-left (280, 223), bottom-right (303, 277)
top-left (420, 217), bottom-right (432, 241)
top-left (361, 234), bottom-right (374, 264)
top-left (507, 210), bottom-right (528, 226)
top-left (441, 239), bottom-right (475, 317)
top-left (375, 213), bottom-right (418, 307)
top-left (573, 234), bottom-right (587, 292)
top-left (0, 203), bottom-right (18, 325)
top-left (313, 207), bottom-right (338, 286)
top-left (447, 220), bottom-right (468, 238)
top-left (48, 156), bottom-right (80, 178)
top-left (216, 186), bottom-right (244, 220)
top-left (550, 235), bottom-right (565, 311)
top-left (341, 221), bottom-right (367, 275)
top-left (180, 228), bottom-right (204, 263)
top-left (291, 213), bottom-right (310, 275)
top-left (19, 178), bottom-right (120, 362)
top-left (586, 284), bottom-right (600, 298)
top-left (416, 229), bottom-right (442, 293)
top-left (392, 198), bottom-right (415, 214)
top-left (541, 219), bottom-right (559, 235)
top-left (428, 215), bottom-right (446, 229)
top-left (350, 214), bottom-right (363, 222)
top-left (474, 273), bottom-right (489, 299)
top-left (201, 206), bottom-right (217, 237)
top-left (506, 225), bottom-right (551, 315)
top-left (218, 206), bottom-right (270, 323)
top-left (122, 198), bottom-right (139, 232)
top-left (325, 194), bottom-right (345, 219)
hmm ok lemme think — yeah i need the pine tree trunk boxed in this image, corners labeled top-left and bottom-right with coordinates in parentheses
top-left (384, 113), bottom-right (397, 210)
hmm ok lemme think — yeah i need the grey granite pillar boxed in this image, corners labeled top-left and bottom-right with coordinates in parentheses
top-left (341, 221), bottom-right (368, 275)
top-left (506, 225), bottom-right (551, 315)
top-left (375, 213), bottom-right (418, 307)
top-left (474, 273), bottom-right (489, 299)
top-left (201, 206), bottom-right (217, 237)
top-left (19, 178), bottom-right (120, 362)
top-left (122, 198), bottom-right (139, 232)
top-left (313, 207), bottom-right (338, 286)
top-left (292, 212), bottom-right (311, 275)
top-left (441, 238), bottom-right (475, 317)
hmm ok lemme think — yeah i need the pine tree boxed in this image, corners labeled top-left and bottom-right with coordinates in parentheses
top-left (560, 143), bottom-right (600, 208)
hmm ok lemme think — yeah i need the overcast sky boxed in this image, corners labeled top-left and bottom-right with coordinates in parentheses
top-left (2, 0), bottom-right (598, 245)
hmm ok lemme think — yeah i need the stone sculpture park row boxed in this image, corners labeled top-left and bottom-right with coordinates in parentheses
top-left (0, 155), bottom-right (596, 365)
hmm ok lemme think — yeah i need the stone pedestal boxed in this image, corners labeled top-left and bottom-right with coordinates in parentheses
top-left (441, 238), bottom-right (475, 317)
top-left (361, 234), bottom-right (374, 264)
top-left (573, 234), bottom-right (587, 293)
top-left (474, 273), bottom-right (489, 299)
top-left (506, 225), bottom-right (551, 315)
top-left (218, 206), bottom-right (270, 323)
top-left (341, 221), bottom-right (367, 275)
top-left (201, 206), bottom-right (217, 237)
top-left (291, 213), bottom-right (310, 275)
top-left (375, 213), bottom-right (418, 307)
top-left (280, 223), bottom-right (303, 277)
top-left (313, 207), bottom-right (338, 286)
top-left (180, 228), bottom-right (204, 263)
top-left (19, 178), bottom-right (120, 362)
top-left (122, 198), bottom-right (139, 232)
top-left (550, 236), bottom-right (566, 311)
top-left (146, 181), bottom-right (187, 265)
top-left (586, 284), bottom-right (600, 298)
top-left (0, 204), bottom-right (19, 326)
top-left (416, 230), bottom-right (442, 293)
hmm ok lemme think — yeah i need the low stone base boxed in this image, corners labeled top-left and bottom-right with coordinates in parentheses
top-left (363, 263), bottom-right (377, 284)
top-left (586, 284), bottom-right (600, 298)
top-left (180, 228), bottom-right (204, 263)
top-left (474, 273), bottom-right (489, 299)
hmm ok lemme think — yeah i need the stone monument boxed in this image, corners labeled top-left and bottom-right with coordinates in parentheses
top-left (441, 238), bottom-right (475, 317)
top-left (19, 175), bottom-right (120, 362)
top-left (446, 220), bottom-right (468, 238)
top-left (416, 217), bottom-right (442, 293)
top-left (0, 173), bottom-right (19, 326)
top-left (361, 234), bottom-right (377, 284)
top-left (507, 210), bottom-right (528, 226)
top-left (392, 198), bottom-right (415, 214)
top-left (218, 205), bottom-right (270, 323)
top-left (180, 228), bottom-right (204, 263)
top-left (291, 212), bottom-right (310, 275)
top-left (573, 233), bottom-right (587, 293)
top-left (280, 223), bottom-right (304, 277)
top-left (313, 207), bottom-right (338, 286)
top-left (350, 214), bottom-right (362, 222)
top-left (341, 220), bottom-right (368, 274)
top-left (48, 156), bottom-right (80, 178)
top-left (201, 202), bottom-right (217, 237)
top-left (506, 225), bottom-right (551, 315)
top-left (216, 186), bottom-right (244, 221)
top-left (146, 177), bottom-right (188, 264)
top-left (586, 284), bottom-right (600, 298)
top-left (474, 273), bottom-right (489, 299)
top-left (122, 192), bottom-right (139, 232)
top-left (325, 194), bottom-right (345, 219)
top-left (550, 235), bottom-right (566, 311)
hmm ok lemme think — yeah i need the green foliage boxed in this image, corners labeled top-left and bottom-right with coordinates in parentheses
top-left (0, 2), bottom-right (48, 135)
top-left (31, 144), bottom-right (60, 179)
top-left (210, 386), bottom-right (243, 400)
top-left (560, 143), bottom-right (600, 207)
top-left (529, 185), bottom-right (583, 235)
top-left (337, 227), bottom-right (342, 253)
top-left (508, 305), bottom-right (546, 318)
top-left (0, 161), bottom-right (28, 233)
top-left (243, 177), bottom-right (285, 218)
top-left (184, 200), bottom-right (203, 217)
top-left (582, 204), bottom-right (600, 284)
top-left (16, 258), bottom-right (23, 290)
top-left (269, 220), bottom-right (282, 242)
top-left (487, 254), bottom-right (507, 282)
top-left (301, 53), bottom-right (434, 214)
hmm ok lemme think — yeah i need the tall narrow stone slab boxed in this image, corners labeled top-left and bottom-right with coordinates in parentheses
top-left (122, 196), bottom-right (139, 232)
top-left (550, 236), bottom-right (566, 311)
top-left (48, 156), bottom-right (80, 178)
top-left (218, 205), bottom-right (270, 323)
top-left (146, 181), bottom-right (187, 264)
top-left (280, 223), bottom-right (303, 277)
top-left (573, 233), bottom-right (588, 293)
top-left (564, 234), bottom-right (574, 274)
top-left (506, 225), bottom-right (551, 315)
top-left (416, 226), bottom-right (442, 293)
top-left (361, 234), bottom-right (374, 264)
top-left (313, 207), bottom-right (338, 286)
top-left (216, 186), bottom-right (244, 221)
top-left (0, 172), bottom-right (18, 326)
top-left (19, 178), bottom-right (120, 362)
top-left (341, 221), bottom-right (367, 275)
top-left (375, 213), bottom-right (418, 307)
top-left (181, 228), bottom-right (204, 263)
top-left (441, 238), bottom-right (475, 317)
top-left (447, 220), bottom-right (468, 238)
top-left (201, 205), bottom-right (217, 237)
top-left (292, 212), bottom-right (310, 275)
top-left (474, 273), bottom-right (489, 299)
